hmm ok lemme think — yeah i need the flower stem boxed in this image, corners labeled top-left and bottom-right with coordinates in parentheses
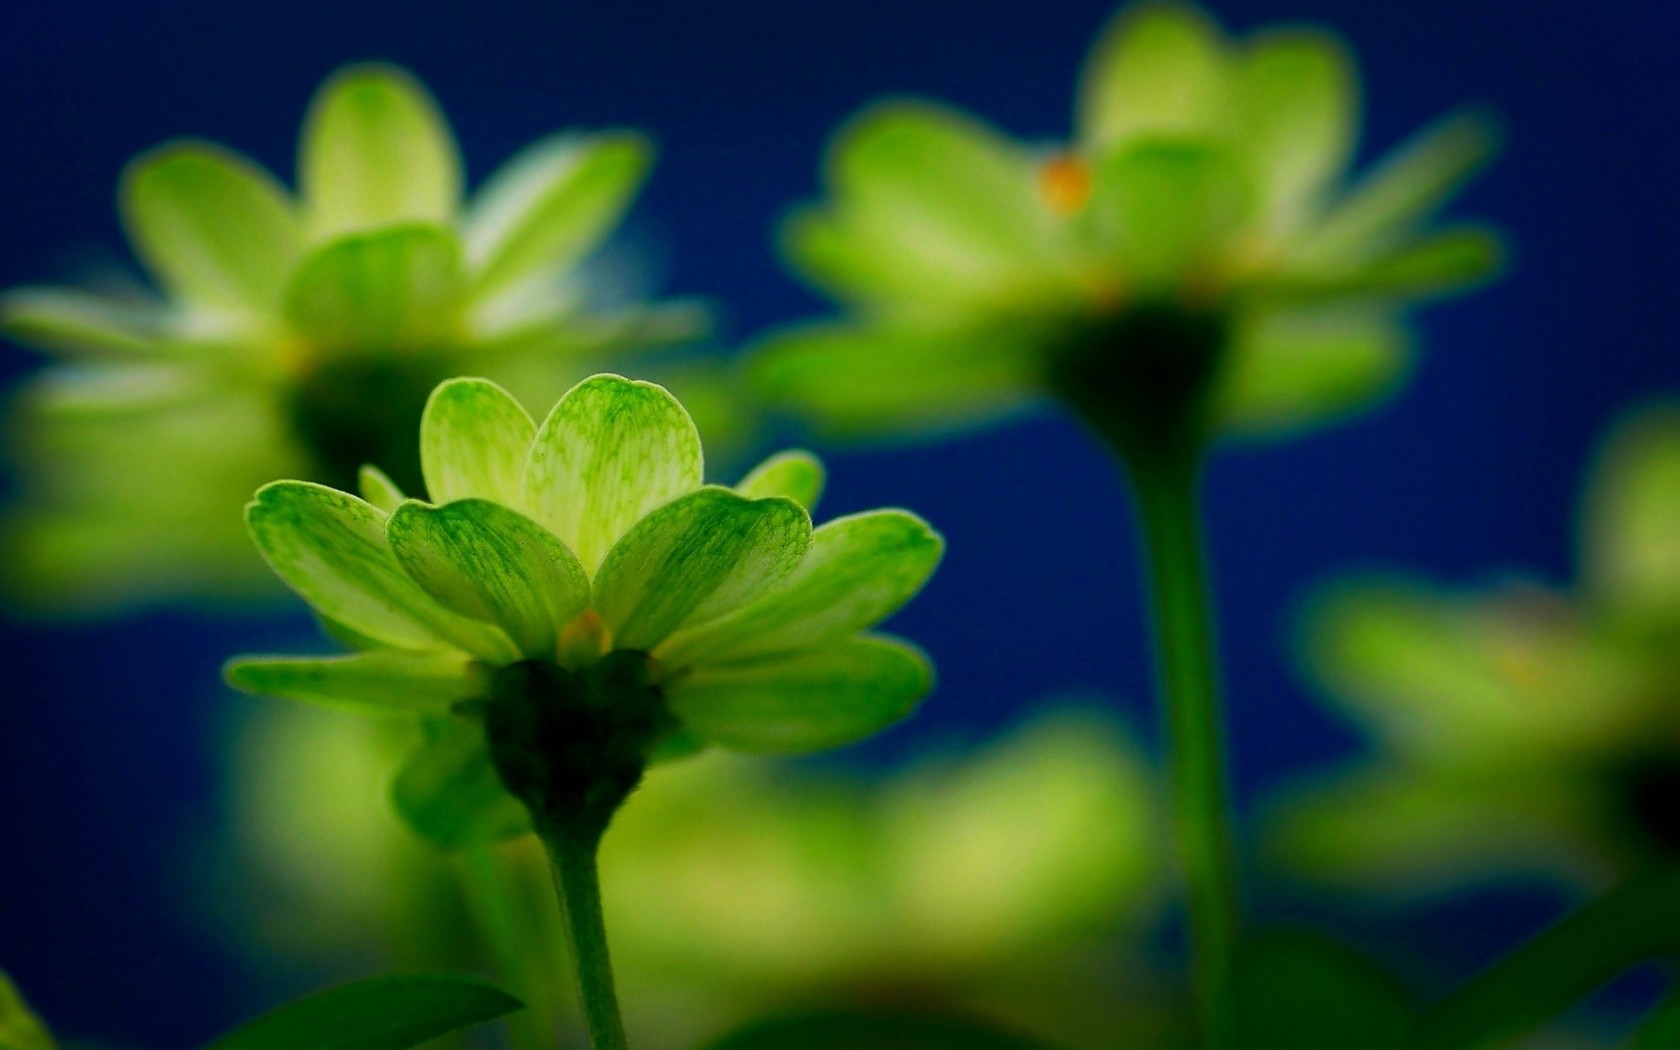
top-left (1129, 450), bottom-right (1241, 1050)
top-left (537, 818), bottom-right (629, 1050)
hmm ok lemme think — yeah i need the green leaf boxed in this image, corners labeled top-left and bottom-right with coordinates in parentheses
top-left (357, 464), bottom-right (408, 515)
top-left (419, 378), bottom-right (536, 505)
top-left (749, 321), bottom-right (1039, 438)
top-left (1231, 31), bottom-right (1358, 227)
top-left (1234, 931), bottom-right (1414, 1050)
top-left (224, 650), bottom-right (489, 716)
top-left (0, 970), bottom-right (55, 1050)
top-left (387, 499), bottom-right (590, 660)
top-left (1217, 309), bottom-right (1410, 436)
top-left (524, 374), bottom-right (703, 573)
top-left (1090, 139), bottom-right (1250, 288)
top-left (702, 1010), bottom-right (1055, 1050)
top-left (203, 973), bottom-right (522, 1050)
top-left (1077, 1), bottom-right (1230, 150)
top-left (466, 131), bottom-right (652, 299)
top-left (671, 634), bottom-right (930, 753)
top-left (119, 141), bottom-right (299, 316)
top-left (594, 487), bottom-right (811, 651)
top-left (245, 481), bottom-right (516, 662)
top-left (392, 719), bottom-right (531, 849)
top-left (1290, 112), bottom-right (1498, 266)
top-left (800, 101), bottom-right (1063, 303)
top-left (300, 64), bottom-right (461, 240)
top-left (736, 450), bottom-right (826, 512)
top-left (284, 224), bottom-right (466, 354)
top-left (1418, 868), bottom-right (1680, 1050)
top-left (0, 287), bottom-right (165, 357)
top-left (658, 509), bottom-right (943, 668)
top-left (1582, 404), bottom-right (1680, 624)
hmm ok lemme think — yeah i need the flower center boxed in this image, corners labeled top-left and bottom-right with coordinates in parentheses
top-left (1040, 154), bottom-right (1093, 216)
top-left (284, 354), bottom-right (452, 495)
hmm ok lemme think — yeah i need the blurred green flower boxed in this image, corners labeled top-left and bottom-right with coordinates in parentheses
top-left (751, 0), bottom-right (1498, 444)
top-left (0, 971), bottom-right (55, 1050)
top-left (1, 63), bottom-right (716, 609)
top-left (1270, 402), bottom-right (1680, 895)
top-left (215, 705), bottom-right (1167, 1050)
top-left (227, 373), bottom-right (943, 849)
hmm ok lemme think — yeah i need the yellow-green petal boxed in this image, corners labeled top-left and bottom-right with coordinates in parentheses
top-left (668, 634), bottom-right (930, 754)
top-left (807, 101), bottom-right (1063, 300)
top-left (0, 287), bottom-right (164, 357)
top-left (736, 450), bottom-right (825, 512)
top-left (1272, 226), bottom-right (1503, 301)
top-left (1089, 139), bottom-right (1250, 289)
top-left (283, 224), bottom-right (466, 354)
top-left (419, 378), bottom-right (536, 505)
top-left (392, 720), bottom-right (530, 849)
top-left (1217, 309), bottom-right (1410, 436)
top-left (245, 480), bottom-right (516, 661)
top-left (299, 63), bottom-right (461, 240)
top-left (658, 508), bottom-right (943, 668)
top-left (357, 464), bottom-right (408, 514)
top-left (1289, 112), bottom-right (1498, 267)
top-left (524, 374), bottom-right (703, 573)
top-left (119, 141), bottom-right (299, 317)
top-left (387, 499), bottom-right (590, 661)
top-left (465, 131), bottom-right (652, 300)
top-left (1077, 1), bottom-right (1231, 150)
top-left (750, 321), bottom-right (1040, 439)
top-left (594, 487), bottom-right (811, 652)
top-left (1231, 30), bottom-right (1358, 229)
top-left (0, 971), bottom-right (54, 1050)
top-left (224, 650), bottom-right (489, 715)
top-left (1581, 404), bottom-right (1680, 625)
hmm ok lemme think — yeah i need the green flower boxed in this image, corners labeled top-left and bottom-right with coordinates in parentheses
top-left (1, 64), bottom-right (711, 608)
top-left (0, 972), bottom-right (55, 1050)
top-left (226, 373), bottom-right (943, 849)
top-left (1269, 402), bottom-right (1680, 895)
top-left (751, 0), bottom-right (1498, 444)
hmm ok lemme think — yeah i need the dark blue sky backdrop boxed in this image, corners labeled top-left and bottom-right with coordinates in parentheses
top-left (2, 0), bottom-right (1677, 1044)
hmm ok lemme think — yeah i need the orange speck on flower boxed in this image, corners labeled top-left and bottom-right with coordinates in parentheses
top-left (1040, 154), bottom-right (1093, 216)
top-left (558, 608), bottom-right (612, 666)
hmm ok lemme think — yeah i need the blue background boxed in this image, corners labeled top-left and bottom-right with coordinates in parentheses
top-left (1, 0), bottom-right (1676, 1044)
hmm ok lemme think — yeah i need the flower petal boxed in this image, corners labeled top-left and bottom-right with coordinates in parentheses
top-left (119, 142), bottom-right (299, 316)
top-left (1077, 2), bottom-right (1231, 150)
top-left (791, 102), bottom-right (1065, 306)
top-left (1231, 30), bottom-right (1358, 229)
top-left (465, 131), bottom-right (652, 300)
top-left (594, 487), bottom-right (811, 652)
top-left (657, 509), bottom-right (942, 668)
top-left (387, 499), bottom-right (590, 661)
top-left (223, 649), bottom-right (488, 715)
top-left (523, 374), bottom-right (703, 573)
top-left (0, 287), bottom-right (166, 358)
top-left (668, 634), bottom-right (931, 753)
top-left (736, 450), bottom-right (825, 512)
top-left (1216, 309), bottom-right (1410, 437)
top-left (245, 480), bottom-right (516, 661)
top-left (749, 321), bottom-right (1040, 439)
top-left (283, 224), bottom-right (466, 354)
top-left (1582, 405), bottom-right (1680, 624)
top-left (419, 378), bottom-right (536, 505)
top-left (1287, 112), bottom-right (1498, 267)
top-left (1089, 140), bottom-right (1250, 289)
top-left (299, 64), bottom-right (461, 240)
top-left (357, 464), bottom-right (408, 514)
top-left (1270, 227), bottom-right (1503, 301)
top-left (392, 719), bottom-right (531, 849)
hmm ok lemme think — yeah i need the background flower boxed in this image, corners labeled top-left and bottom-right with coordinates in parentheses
top-left (0, 64), bottom-right (724, 610)
top-left (750, 0), bottom-right (1499, 443)
top-left (1268, 400), bottom-right (1680, 895)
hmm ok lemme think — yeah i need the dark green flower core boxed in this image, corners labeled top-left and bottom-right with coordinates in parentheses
top-left (286, 355), bottom-right (453, 495)
top-left (479, 652), bottom-right (677, 838)
top-left (1607, 755), bottom-right (1680, 858)
top-left (1044, 302), bottom-right (1232, 467)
